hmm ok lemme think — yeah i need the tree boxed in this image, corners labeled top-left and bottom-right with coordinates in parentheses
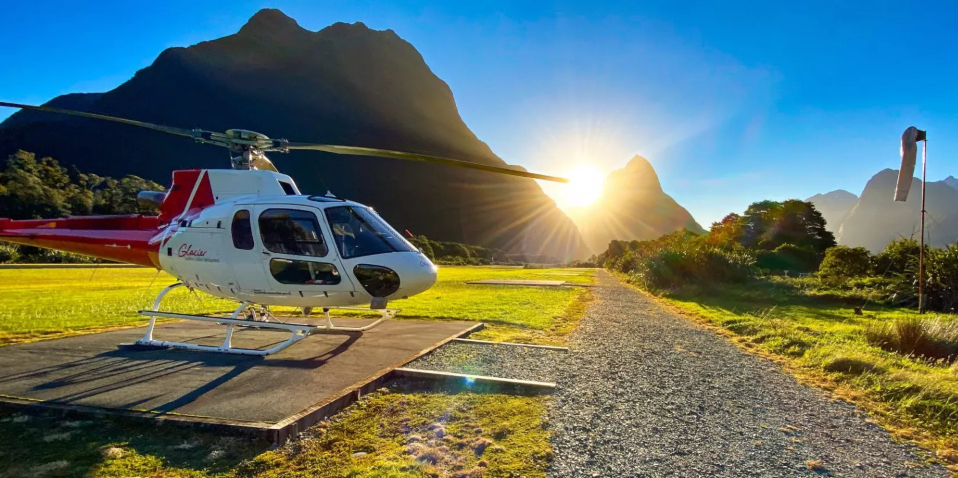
top-left (707, 213), bottom-right (744, 248)
top-left (818, 246), bottom-right (873, 280)
top-left (736, 199), bottom-right (835, 253)
top-left (0, 151), bottom-right (165, 220)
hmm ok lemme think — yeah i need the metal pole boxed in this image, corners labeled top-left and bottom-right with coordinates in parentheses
top-left (918, 139), bottom-right (927, 314)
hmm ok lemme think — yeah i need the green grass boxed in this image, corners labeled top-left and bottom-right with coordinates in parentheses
top-left (650, 277), bottom-right (958, 469)
top-left (0, 266), bottom-right (594, 346)
top-left (0, 410), bottom-right (264, 478)
top-left (0, 265), bottom-right (592, 477)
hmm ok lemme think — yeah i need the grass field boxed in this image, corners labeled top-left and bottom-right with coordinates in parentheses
top-left (0, 265), bottom-right (594, 477)
top-left (655, 278), bottom-right (958, 470)
top-left (0, 265), bottom-right (594, 346)
top-left (0, 382), bottom-right (551, 478)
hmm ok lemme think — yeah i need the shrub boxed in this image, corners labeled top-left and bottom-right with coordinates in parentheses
top-left (0, 243), bottom-right (20, 263)
top-left (755, 243), bottom-right (821, 273)
top-left (14, 245), bottom-right (96, 264)
top-left (874, 238), bottom-right (921, 275)
top-left (818, 245), bottom-right (873, 281)
top-left (606, 231), bottom-right (756, 292)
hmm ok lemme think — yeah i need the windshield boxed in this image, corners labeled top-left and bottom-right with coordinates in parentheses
top-left (324, 206), bottom-right (416, 259)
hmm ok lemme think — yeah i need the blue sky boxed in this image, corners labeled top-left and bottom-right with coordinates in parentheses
top-left (2, 1), bottom-right (957, 226)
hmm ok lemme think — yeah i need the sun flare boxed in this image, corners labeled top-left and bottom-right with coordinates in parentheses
top-left (563, 165), bottom-right (604, 207)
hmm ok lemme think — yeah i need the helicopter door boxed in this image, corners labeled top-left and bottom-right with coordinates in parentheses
top-left (254, 206), bottom-right (355, 303)
top-left (227, 208), bottom-right (272, 296)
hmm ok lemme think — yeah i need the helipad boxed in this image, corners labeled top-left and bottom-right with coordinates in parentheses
top-left (0, 317), bottom-right (480, 443)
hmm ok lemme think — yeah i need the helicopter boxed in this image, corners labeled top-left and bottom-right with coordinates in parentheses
top-left (0, 101), bottom-right (568, 355)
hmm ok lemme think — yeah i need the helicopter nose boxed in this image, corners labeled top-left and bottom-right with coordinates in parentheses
top-left (400, 253), bottom-right (438, 297)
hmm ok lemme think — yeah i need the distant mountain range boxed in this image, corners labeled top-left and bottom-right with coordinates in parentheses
top-left (808, 170), bottom-right (958, 252)
top-left (805, 189), bottom-right (858, 234)
top-left (0, 9), bottom-right (590, 260)
top-left (567, 156), bottom-right (705, 254)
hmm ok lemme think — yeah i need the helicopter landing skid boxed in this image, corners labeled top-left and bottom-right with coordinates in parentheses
top-left (133, 283), bottom-right (397, 356)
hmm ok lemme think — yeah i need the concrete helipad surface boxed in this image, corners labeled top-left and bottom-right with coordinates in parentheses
top-left (0, 317), bottom-right (480, 442)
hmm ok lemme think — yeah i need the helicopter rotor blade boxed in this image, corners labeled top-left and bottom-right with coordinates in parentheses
top-left (0, 101), bottom-right (198, 138)
top-left (285, 143), bottom-right (569, 183)
top-left (0, 101), bottom-right (568, 182)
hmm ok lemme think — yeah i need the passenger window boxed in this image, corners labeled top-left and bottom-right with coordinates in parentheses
top-left (269, 259), bottom-right (341, 285)
top-left (259, 209), bottom-right (328, 257)
top-left (231, 210), bottom-right (254, 250)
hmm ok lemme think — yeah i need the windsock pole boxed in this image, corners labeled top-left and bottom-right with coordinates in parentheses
top-left (918, 137), bottom-right (927, 314)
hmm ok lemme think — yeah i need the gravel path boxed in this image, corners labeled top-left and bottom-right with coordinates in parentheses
top-left (548, 270), bottom-right (945, 477)
top-left (405, 341), bottom-right (561, 382)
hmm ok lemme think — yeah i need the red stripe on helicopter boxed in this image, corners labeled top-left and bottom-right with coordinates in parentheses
top-left (0, 215), bottom-right (163, 268)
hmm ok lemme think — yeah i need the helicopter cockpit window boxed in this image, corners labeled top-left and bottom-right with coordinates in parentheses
top-left (324, 206), bottom-right (417, 259)
top-left (259, 209), bottom-right (328, 257)
top-left (269, 259), bottom-right (341, 285)
top-left (231, 210), bottom-right (254, 250)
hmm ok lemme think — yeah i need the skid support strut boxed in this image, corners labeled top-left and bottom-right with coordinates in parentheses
top-left (134, 283), bottom-right (397, 356)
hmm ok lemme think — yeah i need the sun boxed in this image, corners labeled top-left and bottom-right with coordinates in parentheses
top-left (563, 165), bottom-right (604, 207)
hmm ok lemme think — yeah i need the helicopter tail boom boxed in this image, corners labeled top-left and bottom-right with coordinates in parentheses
top-left (0, 215), bottom-right (162, 267)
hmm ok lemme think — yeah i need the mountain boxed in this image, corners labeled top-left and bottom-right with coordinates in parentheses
top-left (567, 156), bottom-right (705, 253)
top-left (944, 176), bottom-right (958, 191)
top-left (835, 169), bottom-right (958, 252)
top-left (0, 9), bottom-right (589, 260)
top-left (805, 189), bottom-right (858, 234)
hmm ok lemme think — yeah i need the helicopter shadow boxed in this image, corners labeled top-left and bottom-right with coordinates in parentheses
top-left (0, 328), bottom-right (363, 416)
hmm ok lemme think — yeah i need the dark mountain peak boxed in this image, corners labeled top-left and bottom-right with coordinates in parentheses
top-left (0, 11), bottom-right (589, 261)
top-left (239, 8), bottom-right (302, 35)
top-left (324, 21), bottom-right (370, 32)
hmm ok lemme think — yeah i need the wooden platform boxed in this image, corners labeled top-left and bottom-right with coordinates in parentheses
top-left (0, 318), bottom-right (481, 443)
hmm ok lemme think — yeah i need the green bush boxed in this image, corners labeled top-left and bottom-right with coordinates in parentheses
top-left (874, 238), bottom-right (921, 275)
top-left (818, 245), bottom-right (873, 280)
top-left (755, 243), bottom-right (821, 273)
top-left (605, 231), bottom-right (756, 292)
top-left (0, 243), bottom-right (20, 263)
top-left (13, 245), bottom-right (96, 264)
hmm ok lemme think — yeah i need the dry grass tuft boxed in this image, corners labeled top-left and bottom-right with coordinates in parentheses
top-left (100, 446), bottom-right (125, 459)
top-left (41, 432), bottom-right (71, 442)
top-left (865, 317), bottom-right (958, 361)
top-left (30, 460), bottom-right (69, 475)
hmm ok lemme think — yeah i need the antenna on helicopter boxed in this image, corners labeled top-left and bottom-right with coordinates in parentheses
top-left (0, 101), bottom-right (569, 183)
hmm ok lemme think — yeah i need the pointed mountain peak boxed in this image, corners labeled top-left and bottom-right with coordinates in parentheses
top-left (616, 155), bottom-right (661, 190)
top-left (239, 8), bottom-right (302, 35)
top-left (624, 154), bottom-right (653, 169)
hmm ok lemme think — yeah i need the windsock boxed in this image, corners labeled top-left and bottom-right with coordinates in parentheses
top-left (895, 126), bottom-right (925, 202)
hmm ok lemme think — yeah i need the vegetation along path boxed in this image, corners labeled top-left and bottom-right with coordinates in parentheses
top-left (548, 271), bottom-right (944, 477)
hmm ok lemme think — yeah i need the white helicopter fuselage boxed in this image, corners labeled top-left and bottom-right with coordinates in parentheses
top-left (157, 169), bottom-right (438, 308)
